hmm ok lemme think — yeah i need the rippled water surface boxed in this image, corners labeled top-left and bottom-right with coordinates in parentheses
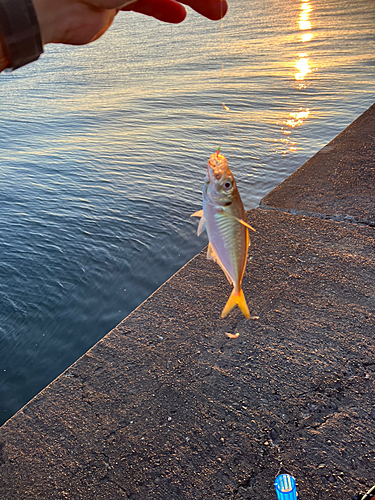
top-left (0, 0), bottom-right (374, 424)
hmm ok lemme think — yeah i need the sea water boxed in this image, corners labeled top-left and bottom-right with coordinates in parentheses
top-left (0, 0), bottom-right (374, 424)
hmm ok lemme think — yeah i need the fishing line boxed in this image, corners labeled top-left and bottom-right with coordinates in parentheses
top-left (219, 0), bottom-right (231, 141)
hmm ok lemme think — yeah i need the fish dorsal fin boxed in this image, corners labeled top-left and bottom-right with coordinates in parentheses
top-left (220, 211), bottom-right (256, 232)
top-left (191, 210), bottom-right (206, 236)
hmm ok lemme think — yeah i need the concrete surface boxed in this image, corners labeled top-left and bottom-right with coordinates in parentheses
top-left (0, 104), bottom-right (374, 500)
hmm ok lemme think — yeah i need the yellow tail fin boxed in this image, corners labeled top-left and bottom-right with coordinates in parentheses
top-left (221, 288), bottom-right (250, 319)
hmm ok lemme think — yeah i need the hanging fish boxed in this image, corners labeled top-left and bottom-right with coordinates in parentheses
top-left (191, 151), bottom-right (255, 319)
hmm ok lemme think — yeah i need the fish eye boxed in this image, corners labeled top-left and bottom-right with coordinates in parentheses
top-left (222, 180), bottom-right (232, 190)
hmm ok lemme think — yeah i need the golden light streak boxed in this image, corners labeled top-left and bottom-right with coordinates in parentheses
top-left (275, 0), bottom-right (314, 154)
top-left (295, 53), bottom-right (312, 80)
top-left (299, 20), bottom-right (311, 30)
top-left (295, 1), bottom-right (314, 84)
top-left (301, 32), bottom-right (313, 42)
top-left (299, 1), bottom-right (312, 30)
top-left (299, 0), bottom-right (313, 41)
top-left (283, 108), bottom-right (311, 128)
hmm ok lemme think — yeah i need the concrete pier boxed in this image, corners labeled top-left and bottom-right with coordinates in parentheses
top-left (0, 104), bottom-right (374, 499)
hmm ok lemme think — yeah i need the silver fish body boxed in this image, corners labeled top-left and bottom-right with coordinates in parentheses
top-left (192, 152), bottom-right (254, 318)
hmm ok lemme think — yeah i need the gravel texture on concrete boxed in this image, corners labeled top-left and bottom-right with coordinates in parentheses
top-left (261, 103), bottom-right (375, 226)
top-left (0, 105), bottom-right (374, 500)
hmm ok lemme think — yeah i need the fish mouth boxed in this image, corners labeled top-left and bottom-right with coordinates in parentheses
top-left (207, 152), bottom-right (228, 180)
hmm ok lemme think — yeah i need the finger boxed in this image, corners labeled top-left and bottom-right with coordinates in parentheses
top-left (180, 0), bottom-right (228, 20)
top-left (121, 0), bottom-right (187, 24)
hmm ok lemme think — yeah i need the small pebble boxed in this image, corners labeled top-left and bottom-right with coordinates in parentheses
top-left (225, 332), bottom-right (239, 339)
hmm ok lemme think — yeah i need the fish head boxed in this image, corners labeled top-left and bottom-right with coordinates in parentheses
top-left (205, 152), bottom-right (237, 205)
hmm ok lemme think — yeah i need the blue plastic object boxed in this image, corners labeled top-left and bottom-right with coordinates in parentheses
top-left (274, 474), bottom-right (297, 500)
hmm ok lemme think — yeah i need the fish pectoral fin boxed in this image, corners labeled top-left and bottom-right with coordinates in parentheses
top-left (191, 210), bottom-right (206, 236)
top-left (197, 216), bottom-right (206, 236)
top-left (239, 219), bottom-right (256, 232)
top-left (190, 210), bottom-right (206, 236)
top-left (220, 211), bottom-right (256, 232)
top-left (221, 288), bottom-right (250, 319)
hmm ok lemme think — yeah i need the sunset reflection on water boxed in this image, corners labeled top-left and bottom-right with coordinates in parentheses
top-left (295, 53), bottom-right (312, 82)
top-left (299, 0), bottom-right (313, 32)
top-left (295, 0), bottom-right (313, 87)
top-left (278, 0), bottom-right (314, 154)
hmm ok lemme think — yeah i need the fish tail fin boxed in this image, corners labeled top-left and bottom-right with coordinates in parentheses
top-left (221, 288), bottom-right (250, 319)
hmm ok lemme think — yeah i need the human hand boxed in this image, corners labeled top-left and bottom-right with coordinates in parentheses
top-left (122, 0), bottom-right (228, 23)
top-left (33, 0), bottom-right (228, 46)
